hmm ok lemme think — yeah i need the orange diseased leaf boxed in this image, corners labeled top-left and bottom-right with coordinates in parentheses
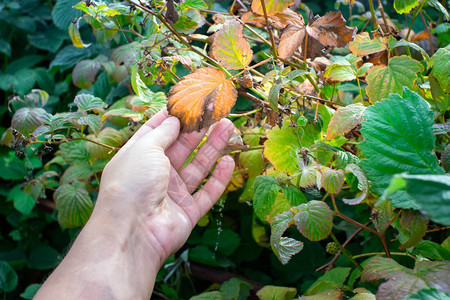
top-left (210, 20), bottom-right (253, 70)
top-left (241, 9), bottom-right (304, 29)
top-left (279, 11), bottom-right (357, 59)
top-left (167, 68), bottom-right (238, 132)
top-left (251, 0), bottom-right (297, 16)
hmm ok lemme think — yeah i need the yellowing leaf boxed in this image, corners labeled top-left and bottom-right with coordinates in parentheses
top-left (167, 67), bottom-right (237, 132)
top-left (211, 20), bottom-right (253, 70)
top-left (349, 32), bottom-right (388, 56)
top-left (326, 103), bottom-right (366, 140)
top-left (251, 0), bottom-right (297, 16)
top-left (68, 18), bottom-right (91, 48)
top-left (366, 56), bottom-right (423, 103)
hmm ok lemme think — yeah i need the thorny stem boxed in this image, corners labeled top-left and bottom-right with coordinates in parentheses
top-left (330, 194), bottom-right (391, 258)
top-left (381, 210), bottom-right (401, 234)
top-left (329, 232), bottom-right (363, 271)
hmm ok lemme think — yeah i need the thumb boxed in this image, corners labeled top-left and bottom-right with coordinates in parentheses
top-left (140, 116), bottom-right (181, 150)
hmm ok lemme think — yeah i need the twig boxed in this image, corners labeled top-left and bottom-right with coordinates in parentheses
top-left (229, 108), bottom-right (261, 117)
top-left (30, 137), bottom-right (120, 151)
top-left (419, 10), bottom-right (434, 55)
top-left (259, 0), bottom-right (278, 59)
top-left (352, 252), bottom-right (416, 260)
top-left (331, 194), bottom-right (391, 258)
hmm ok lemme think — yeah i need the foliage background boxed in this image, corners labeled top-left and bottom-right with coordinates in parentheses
top-left (0, 0), bottom-right (449, 299)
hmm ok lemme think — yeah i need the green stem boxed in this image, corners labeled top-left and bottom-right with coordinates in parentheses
top-left (406, 0), bottom-right (426, 41)
top-left (368, 0), bottom-right (377, 30)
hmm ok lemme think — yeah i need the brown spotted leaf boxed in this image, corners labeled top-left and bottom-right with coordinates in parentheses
top-left (279, 11), bottom-right (356, 59)
top-left (211, 20), bottom-right (253, 70)
top-left (326, 103), bottom-right (366, 140)
top-left (349, 32), bottom-right (388, 56)
top-left (251, 0), bottom-right (297, 16)
top-left (167, 67), bottom-right (237, 132)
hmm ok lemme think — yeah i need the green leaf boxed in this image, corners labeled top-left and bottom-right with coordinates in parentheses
top-left (321, 168), bottom-right (345, 194)
top-left (385, 174), bottom-right (450, 226)
top-left (270, 210), bottom-right (304, 264)
top-left (253, 175), bottom-right (280, 222)
top-left (392, 209), bottom-right (428, 249)
top-left (60, 161), bottom-right (95, 184)
top-left (85, 128), bottom-right (124, 159)
top-left (68, 18), bottom-right (91, 48)
top-left (28, 246), bottom-right (60, 270)
top-left (72, 56), bottom-right (107, 89)
top-left (343, 164), bottom-right (369, 205)
top-left (28, 27), bottom-right (67, 52)
top-left (181, 0), bottom-right (208, 10)
top-left (111, 42), bottom-right (140, 70)
top-left (256, 285), bottom-right (297, 300)
top-left (10, 187), bottom-right (35, 215)
top-left (11, 107), bottom-right (46, 137)
top-left (281, 186), bottom-right (307, 206)
top-left (442, 144), bottom-right (450, 172)
top-left (131, 65), bottom-right (167, 112)
top-left (408, 289), bottom-right (450, 300)
top-left (264, 122), bottom-right (320, 174)
top-left (54, 181), bottom-right (94, 228)
top-left (102, 108), bottom-right (144, 122)
top-left (426, 0), bottom-right (449, 20)
top-left (50, 45), bottom-right (93, 69)
top-left (77, 114), bottom-right (102, 135)
top-left (394, 0), bottom-right (420, 13)
top-left (74, 94), bottom-right (106, 111)
top-left (172, 10), bottom-right (204, 34)
top-left (429, 47), bottom-right (450, 94)
top-left (190, 291), bottom-right (223, 300)
top-left (240, 149), bottom-right (266, 178)
top-left (20, 283), bottom-right (41, 299)
top-left (0, 261), bottom-right (18, 293)
top-left (392, 40), bottom-right (430, 61)
top-left (412, 240), bottom-right (450, 260)
top-left (203, 228), bottom-right (240, 256)
top-left (0, 153), bottom-right (27, 180)
top-left (359, 88), bottom-right (443, 209)
top-left (294, 200), bottom-right (333, 241)
top-left (269, 83), bottom-right (283, 112)
top-left (220, 278), bottom-right (252, 300)
top-left (366, 56), bottom-right (423, 103)
top-left (362, 257), bottom-right (450, 300)
top-left (306, 267), bottom-right (351, 295)
top-left (0, 39), bottom-right (11, 57)
top-left (324, 63), bottom-right (356, 82)
top-left (59, 140), bottom-right (91, 164)
top-left (52, 0), bottom-right (84, 29)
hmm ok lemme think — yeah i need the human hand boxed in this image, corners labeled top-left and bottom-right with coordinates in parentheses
top-left (95, 108), bottom-right (235, 265)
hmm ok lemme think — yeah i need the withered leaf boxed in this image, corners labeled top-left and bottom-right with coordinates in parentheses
top-left (165, 0), bottom-right (179, 24)
top-left (241, 8), bottom-right (304, 29)
top-left (167, 67), bottom-right (237, 132)
top-left (279, 11), bottom-right (357, 59)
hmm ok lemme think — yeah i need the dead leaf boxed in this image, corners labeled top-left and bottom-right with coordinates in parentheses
top-left (279, 11), bottom-right (357, 59)
top-left (210, 19), bottom-right (253, 70)
top-left (241, 8), bottom-right (304, 29)
top-left (167, 67), bottom-right (238, 132)
top-left (165, 0), bottom-right (179, 24)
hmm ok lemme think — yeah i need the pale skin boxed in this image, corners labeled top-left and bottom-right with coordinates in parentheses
top-left (34, 109), bottom-right (235, 299)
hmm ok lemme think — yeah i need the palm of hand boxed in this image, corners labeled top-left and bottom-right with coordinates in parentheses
top-left (99, 110), bottom-right (234, 262)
